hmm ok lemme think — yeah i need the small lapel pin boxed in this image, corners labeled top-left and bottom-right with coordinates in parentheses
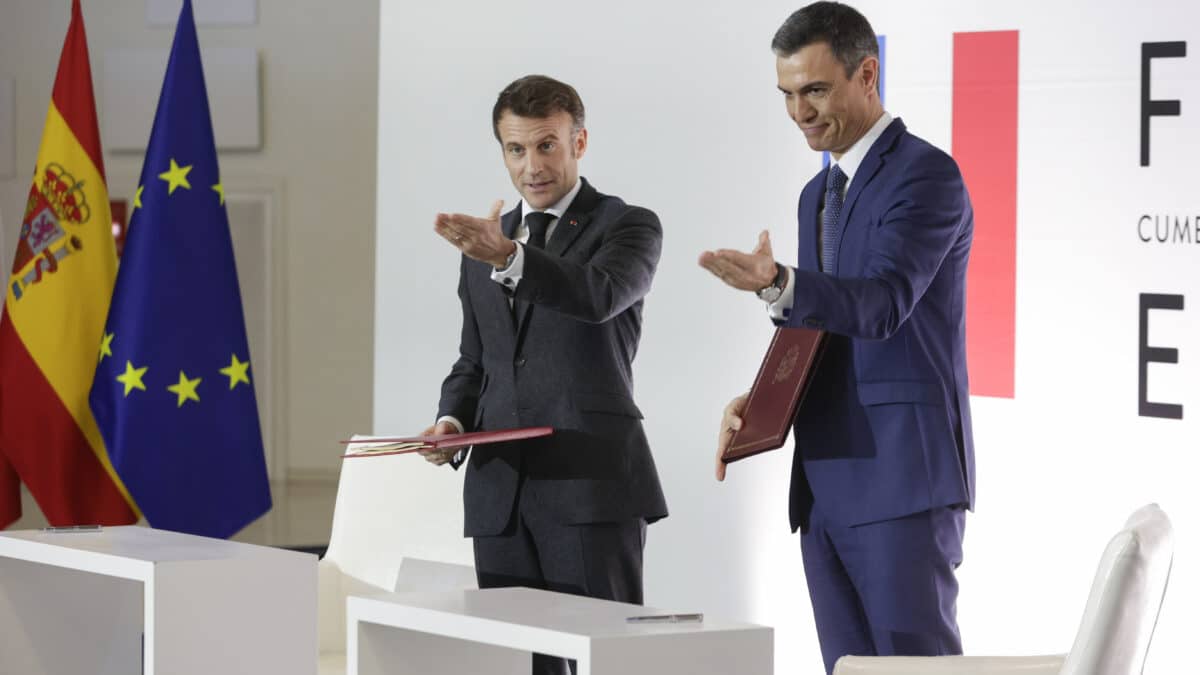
top-left (569, 219), bottom-right (578, 226)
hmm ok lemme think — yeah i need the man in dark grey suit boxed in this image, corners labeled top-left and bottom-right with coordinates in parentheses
top-left (421, 75), bottom-right (668, 675)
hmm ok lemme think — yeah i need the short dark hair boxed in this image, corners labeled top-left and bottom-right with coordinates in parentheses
top-left (771, 2), bottom-right (878, 78)
top-left (491, 75), bottom-right (586, 142)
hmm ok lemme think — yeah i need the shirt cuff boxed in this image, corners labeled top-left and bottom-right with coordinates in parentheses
top-left (766, 266), bottom-right (795, 321)
top-left (436, 415), bottom-right (465, 434)
top-left (490, 242), bottom-right (525, 290)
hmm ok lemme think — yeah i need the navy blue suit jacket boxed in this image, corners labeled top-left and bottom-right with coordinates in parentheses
top-left (782, 118), bottom-right (976, 533)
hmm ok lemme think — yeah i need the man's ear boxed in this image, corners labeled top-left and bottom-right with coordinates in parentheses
top-left (858, 56), bottom-right (880, 95)
top-left (573, 127), bottom-right (589, 160)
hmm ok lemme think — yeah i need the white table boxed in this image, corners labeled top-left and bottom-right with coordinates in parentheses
top-left (348, 587), bottom-right (772, 675)
top-left (0, 525), bottom-right (316, 675)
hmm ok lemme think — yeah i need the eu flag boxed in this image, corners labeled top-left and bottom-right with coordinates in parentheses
top-left (88, 0), bottom-right (270, 538)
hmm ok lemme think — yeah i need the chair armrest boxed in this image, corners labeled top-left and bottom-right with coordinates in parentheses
top-left (834, 654), bottom-right (1065, 675)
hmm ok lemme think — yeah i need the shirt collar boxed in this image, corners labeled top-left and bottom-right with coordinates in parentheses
top-left (831, 111), bottom-right (893, 186)
top-left (521, 177), bottom-right (583, 222)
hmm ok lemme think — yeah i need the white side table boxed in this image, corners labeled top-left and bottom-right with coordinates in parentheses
top-left (348, 587), bottom-right (772, 675)
top-left (0, 525), bottom-right (316, 675)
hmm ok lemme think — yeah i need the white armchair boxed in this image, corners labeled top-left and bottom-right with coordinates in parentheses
top-left (834, 504), bottom-right (1173, 675)
top-left (317, 444), bottom-right (476, 675)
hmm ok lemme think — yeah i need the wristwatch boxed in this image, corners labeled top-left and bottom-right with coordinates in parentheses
top-left (755, 263), bottom-right (788, 304)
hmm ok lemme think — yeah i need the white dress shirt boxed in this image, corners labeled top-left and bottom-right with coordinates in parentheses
top-left (768, 111), bottom-right (894, 320)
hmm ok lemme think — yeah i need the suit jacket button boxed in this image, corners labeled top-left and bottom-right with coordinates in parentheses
top-left (515, 357), bottom-right (527, 367)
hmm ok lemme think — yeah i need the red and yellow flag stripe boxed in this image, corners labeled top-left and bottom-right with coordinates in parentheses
top-left (0, 0), bottom-right (138, 527)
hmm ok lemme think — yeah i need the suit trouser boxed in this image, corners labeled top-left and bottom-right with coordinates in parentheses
top-left (801, 504), bottom-right (966, 675)
top-left (473, 478), bottom-right (647, 675)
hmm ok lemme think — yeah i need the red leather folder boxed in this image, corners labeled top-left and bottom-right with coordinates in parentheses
top-left (722, 327), bottom-right (827, 463)
top-left (341, 427), bottom-right (554, 458)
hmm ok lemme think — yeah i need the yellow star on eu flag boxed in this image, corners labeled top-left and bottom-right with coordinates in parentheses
top-left (116, 360), bottom-right (148, 396)
top-left (212, 182), bottom-right (225, 205)
top-left (132, 185), bottom-right (144, 212)
top-left (219, 354), bottom-right (251, 390)
top-left (158, 158), bottom-right (193, 195)
top-left (99, 332), bottom-right (115, 362)
top-left (167, 371), bottom-right (202, 408)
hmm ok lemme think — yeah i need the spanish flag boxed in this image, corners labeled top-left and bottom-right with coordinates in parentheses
top-left (0, 0), bottom-right (138, 528)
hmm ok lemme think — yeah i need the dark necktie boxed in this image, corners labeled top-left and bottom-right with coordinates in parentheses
top-left (525, 211), bottom-right (554, 250)
top-left (509, 211), bottom-right (555, 318)
top-left (821, 165), bottom-right (847, 274)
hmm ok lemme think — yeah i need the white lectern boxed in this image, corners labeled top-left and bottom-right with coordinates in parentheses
top-left (348, 587), bottom-right (772, 675)
top-left (0, 525), bottom-right (316, 675)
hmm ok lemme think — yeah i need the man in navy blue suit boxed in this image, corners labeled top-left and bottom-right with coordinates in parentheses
top-left (700, 3), bottom-right (976, 674)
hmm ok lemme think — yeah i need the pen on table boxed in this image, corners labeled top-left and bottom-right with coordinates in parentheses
top-left (625, 613), bottom-right (704, 624)
top-left (40, 524), bottom-right (102, 532)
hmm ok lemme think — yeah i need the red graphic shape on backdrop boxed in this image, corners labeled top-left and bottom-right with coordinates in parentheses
top-left (954, 30), bottom-right (1019, 399)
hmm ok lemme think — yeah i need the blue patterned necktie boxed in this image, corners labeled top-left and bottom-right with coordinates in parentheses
top-left (821, 164), bottom-right (847, 274)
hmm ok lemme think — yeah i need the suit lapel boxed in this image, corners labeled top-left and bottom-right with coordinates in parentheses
top-left (798, 174), bottom-right (824, 273)
top-left (833, 118), bottom-right (906, 274)
top-left (502, 204), bottom-right (522, 240)
top-left (545, 183), bottom-right (597, 257)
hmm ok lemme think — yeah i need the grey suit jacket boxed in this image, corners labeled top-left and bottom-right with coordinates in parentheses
top-left (437, 178), bottom-right (669, 537)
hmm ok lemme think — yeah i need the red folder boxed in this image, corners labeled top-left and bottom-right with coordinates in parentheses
top-left (340, 426), bottom-right (554, 458)
top-left (722, 327), bottom-right (827, 463)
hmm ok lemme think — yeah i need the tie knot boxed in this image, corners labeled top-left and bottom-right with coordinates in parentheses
top-left (826, 165), bottom-right (847, 194)
top-left (524, 211), bottom-right (554, 249)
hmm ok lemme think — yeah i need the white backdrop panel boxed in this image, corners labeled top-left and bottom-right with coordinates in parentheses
top-left (145, 0), bottom-right (257, 27)
top-left (101, 47), bottom-right (261, 152)
top-left (375, 1), bottom-right (1197, 672)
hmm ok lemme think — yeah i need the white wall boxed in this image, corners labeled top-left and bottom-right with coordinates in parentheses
top-left (0, 0), bottom-right (378, 482)
top-left (376, 0), bottom-right (1197, 672)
